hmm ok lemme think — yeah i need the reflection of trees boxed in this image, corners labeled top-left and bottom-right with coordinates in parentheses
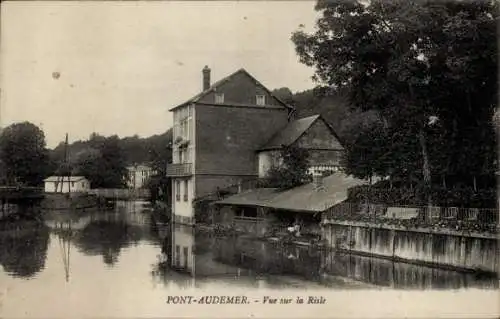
top-left (0, 225), bottom-right (50, 278)
top-left (73, 220), bottom-right (142, 266)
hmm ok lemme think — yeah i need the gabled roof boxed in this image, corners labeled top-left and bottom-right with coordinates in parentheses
top-left (44, 176), bottom-right (88, 182)
top-left (258, 114), bottom-right (344, 151)
top-left (169, 68), bottom-right (293, 112)
top-left (215, 173), bottom-right (367, 213)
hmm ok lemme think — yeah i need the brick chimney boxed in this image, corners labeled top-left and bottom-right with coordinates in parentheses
top-left (313, 172), bottom-right (325, 191)
top-left (202, 65), bottom-right (211, 91)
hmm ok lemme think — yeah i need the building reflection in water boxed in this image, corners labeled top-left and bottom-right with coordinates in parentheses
top-left (170, 224), bottom-right (195, 275)
top-left (155, 225), bottom-right (499, 290)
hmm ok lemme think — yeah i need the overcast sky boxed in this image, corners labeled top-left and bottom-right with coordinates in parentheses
top-left (0, 1), bottom-right (318, 148)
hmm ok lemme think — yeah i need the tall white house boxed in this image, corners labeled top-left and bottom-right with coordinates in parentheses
top-left (166, 67), bottom-right (292, 226)
top-left (127, 164), bottom-right (155, 189)
top-left (166, 66), bottom-right (344, 226)
top-left (169, 103), bottom-right (195, 225)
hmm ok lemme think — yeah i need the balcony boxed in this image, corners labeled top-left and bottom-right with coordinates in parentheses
top-left (167, 163), bottom-right (193, 177)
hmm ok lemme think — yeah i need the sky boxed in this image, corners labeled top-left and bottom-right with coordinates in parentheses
top-left (0, 1), bottom-right (318, 148)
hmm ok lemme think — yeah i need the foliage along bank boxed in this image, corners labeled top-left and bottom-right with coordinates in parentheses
top-left (291, 0), bottom-right (497, 199)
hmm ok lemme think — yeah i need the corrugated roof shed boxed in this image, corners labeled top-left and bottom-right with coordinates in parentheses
top-left (215, 173), bottom-right (367, 213)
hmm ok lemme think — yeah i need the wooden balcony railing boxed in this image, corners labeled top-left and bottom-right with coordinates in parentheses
top-left (166, 163), bottom-right (192, 177)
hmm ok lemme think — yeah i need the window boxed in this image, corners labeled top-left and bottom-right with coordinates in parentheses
top-left (215, 93), bottom-right (224, 104)
top-left (183, 180), bottom-right (188, 201)
top-left (71, 182), bottom-right (75, 187)
top-left (236, 207), bottom-right (257, 218)
top-left (176, 180), bottom-right (181, 201)
top-left (256, 95), bottom-right (266, 106)
top-left (178, 149), bottom-right (184, 163)
top-left (81, 182), bottom-right (84, 187)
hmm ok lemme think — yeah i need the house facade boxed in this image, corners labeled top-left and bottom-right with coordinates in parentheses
top-left (127, 164), bottom-right (155, 189)
top-left (167, 67), bottom-right (293, 225)
top-left (257, 114), bottom-right (345, 178)
top-left (44, 176), bottom-right (91, 193)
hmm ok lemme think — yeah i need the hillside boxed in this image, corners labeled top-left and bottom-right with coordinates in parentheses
top-left (48, 129), bottom-right (173, 174)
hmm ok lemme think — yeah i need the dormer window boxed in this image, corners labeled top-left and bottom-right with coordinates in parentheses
top-left (215, 93), bottom-right (224, 104)
top-left (256, 95), bottom-right (266, 106)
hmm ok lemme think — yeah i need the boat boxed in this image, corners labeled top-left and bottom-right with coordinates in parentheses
top-left (40, 133), bottom-right (98, 215)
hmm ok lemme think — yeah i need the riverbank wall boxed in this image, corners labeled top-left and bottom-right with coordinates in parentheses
top-left (40, 193), bottom-right (99, 210)
top-left (322, 220), bottom-right (499, 274)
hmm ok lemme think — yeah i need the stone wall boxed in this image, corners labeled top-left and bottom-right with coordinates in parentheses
top-left (323, 221), bottom-right (499, 274)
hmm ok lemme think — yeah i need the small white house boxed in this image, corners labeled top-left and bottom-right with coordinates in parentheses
top-left (44, 176), bottom-right (91, 193)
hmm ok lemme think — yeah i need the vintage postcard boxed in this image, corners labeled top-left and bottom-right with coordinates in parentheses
top-left (0, 0), bottom-right (498, 318)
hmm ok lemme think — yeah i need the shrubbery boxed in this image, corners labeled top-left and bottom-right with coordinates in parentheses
top-left (348, 183), bottom-right (496, 208)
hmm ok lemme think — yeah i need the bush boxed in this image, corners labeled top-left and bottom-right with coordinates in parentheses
top-left (348, 183), bottom-right (496, 208)
top-left (194, 199), bottom-right (213, 224)
top-left (259, 145), bottom-right (312, 189)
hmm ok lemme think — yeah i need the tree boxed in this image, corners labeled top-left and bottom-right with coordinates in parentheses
top-left (73, 149), bottom-right (102, 186)
top-left (99, 136), bottom-right (128, 187)
top-left (147, 129), bottom-right (173, 176)
top-left (0, 122), bottom-right (49, 186)
top-left (292, 0), bottom-right (498, 191)
top-left (343, 121), bottom-right (388, 182)
top-left (73, 136), bottom-right (128, 188)
top-left (261, 145), bottom-right (312, 189)
top-left (145, 129), bottom-right (173, 203)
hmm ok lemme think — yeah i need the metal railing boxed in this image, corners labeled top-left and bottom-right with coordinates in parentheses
top-left (322, 201), bottom-right (499, 228)
top-left (166, 163), bottom-right (192, 177)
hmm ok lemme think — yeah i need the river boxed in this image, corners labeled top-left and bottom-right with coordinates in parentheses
top-left (0, 200), bottom-right (497, 317)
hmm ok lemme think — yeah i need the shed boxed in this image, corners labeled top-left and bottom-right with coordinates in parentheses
top-left (44, 176), bottom-right (90, 193)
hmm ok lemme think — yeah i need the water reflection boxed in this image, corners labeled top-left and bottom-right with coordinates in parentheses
top-left (74, 219), bottom-right (141, 266)
top-left (1, 200), bottom-right (498, 293)
top-left (0, 225), bottom-right (50, 278)
top-left (152, 224), bottom-right (499, 290)
top-left (49, 202), bottom-right (155, 267)
top-left (321, 250), bottom-right (498, 290)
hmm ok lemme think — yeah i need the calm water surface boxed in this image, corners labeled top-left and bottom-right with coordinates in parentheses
top-left (0, 201), bottom-right (497, 317)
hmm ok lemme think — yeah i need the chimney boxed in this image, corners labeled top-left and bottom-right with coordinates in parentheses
top-left (313, 173), bottom-right (325, 191)
top-left (202, 65), bottom-right (211, 91)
